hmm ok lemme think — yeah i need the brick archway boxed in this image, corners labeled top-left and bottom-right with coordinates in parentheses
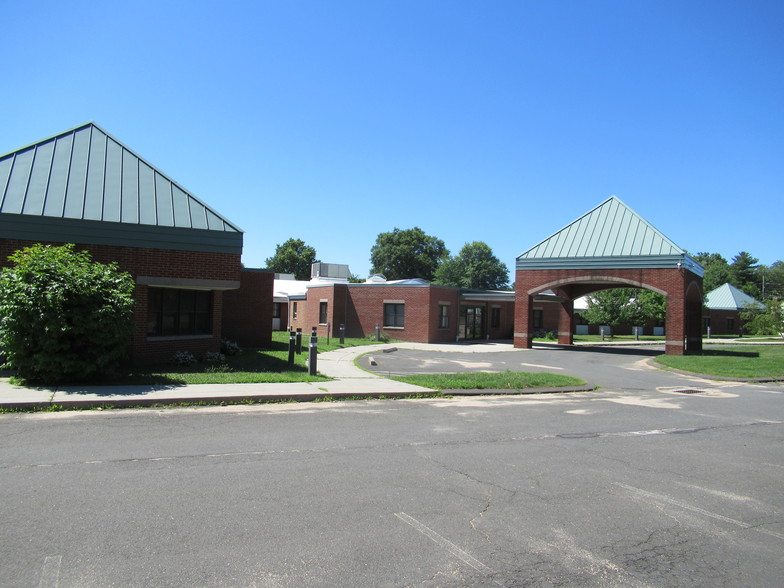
top-left (513, 268), bottom-right (703, 355)
top-left (513, 197), bottom-right (705, 356)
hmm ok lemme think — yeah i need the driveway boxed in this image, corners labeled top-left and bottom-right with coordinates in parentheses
top-left (361, 342), bottom-right (742, 393)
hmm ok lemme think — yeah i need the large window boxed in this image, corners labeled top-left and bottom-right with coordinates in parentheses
top-left (319, 301), bottom-right (328, 324)
top-left (147, 288), bottom-right (212, 337)
top-left (384, 303), bottom-right (405, 328)
top-left (273, 302), bottom-right (281, 318)
top-left (438, 304), bottom-right (449, 329)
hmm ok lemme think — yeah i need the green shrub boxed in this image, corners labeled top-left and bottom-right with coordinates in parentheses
top-left (0, 244), bottom-right (135, 383)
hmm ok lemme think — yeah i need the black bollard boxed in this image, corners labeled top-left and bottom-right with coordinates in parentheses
top-left (375, 323), bottom-right (380, 341)
top-left (296, 328), bottom-right (302, 354)
top-left (287, 330), bottom-right (295, 365)
top-left (308, 332), bottom-right (318, 376)
top-left (339, 323), bottom-right (345, 345)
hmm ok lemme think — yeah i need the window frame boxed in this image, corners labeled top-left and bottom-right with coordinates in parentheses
top-left (491, 306), bottom-right (501, 329)
top-left (319, 301), bottom-right (328, 325)
top-left (147, 287), bottom-right (212, 338)
top-left (533, 309), bottom-right (544, 330)
top-left (438, 304), bottom-right (449, 329)
top-left (383, 303), bottom-right (405, 328)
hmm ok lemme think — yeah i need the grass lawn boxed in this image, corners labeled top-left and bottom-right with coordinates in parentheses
top-left (655, 345), bottom-right (784, 379)
top-left (86, 332), bottom-right (397, 386)
top-left (392, 370), bottom-right (585, 391)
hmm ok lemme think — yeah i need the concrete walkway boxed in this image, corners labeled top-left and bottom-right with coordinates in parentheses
top-left (0, 341), bottom-right (525, 410)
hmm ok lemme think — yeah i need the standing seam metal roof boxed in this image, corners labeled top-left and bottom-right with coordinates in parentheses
top-left (0, 122), bottom-right (241, 233)
top-left (705, 283), bottom-right (763, 310)
top-left (516, 196), bottom-right (703, 276)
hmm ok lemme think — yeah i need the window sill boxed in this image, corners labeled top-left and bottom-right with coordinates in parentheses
top-left (146, 334), bottom-right (213, 342)
top-left (383, 326), bottom-right (405, 330)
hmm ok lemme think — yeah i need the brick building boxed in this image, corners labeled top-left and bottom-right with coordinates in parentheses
top-left (277, 267), bottom-right (516, 343)
top-left (0, 123), bottom-right (272, 365)
top-left (704, 283), bottom-right (763, 336)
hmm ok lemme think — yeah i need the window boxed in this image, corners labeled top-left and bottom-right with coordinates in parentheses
top-left (292, 302), bottom-right (298, 319)
top-left (533, 309), bottom-right (543, 329)
top-left (438, 304), bottom-right (449, 329)
top-left (147, 288), bottom-right (212, 337)
top-left (383, 303), bottom-right (405, 328)
top-left (319, 301), bottom-right (328, 324)
top-left (491, 307), bottom-right (501, 329)
top-left (727, 318), bottom-right (734, 331)
top-left (273, 302), bottom-right (281, 318)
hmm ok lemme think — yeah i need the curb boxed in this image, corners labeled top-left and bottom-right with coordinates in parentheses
top-left (0, 386), bottom-right (598, 411)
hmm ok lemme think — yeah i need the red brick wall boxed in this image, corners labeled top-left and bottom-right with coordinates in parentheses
top-left (705, 310), bottom-right (743, 336)
top-left (426, 287), bottom-right (461, 342)
top-left (222, 270), bottom-right (274, 348)
top-left (515, 267), bottom-right (703, 354)
top-left (1, 238), bottom-right (242, 365)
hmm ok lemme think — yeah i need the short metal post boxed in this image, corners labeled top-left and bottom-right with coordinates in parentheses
top-left (339, 324), bottom-right (345, 344)
top-left (634, 327), bottom-right (640, 341)
top-left (295, 328), bottom-right (302, 354)
top-left (287, 330), bottom-right (295, 365)
top-left (308, 333), bottom-right (318, 376)
top-left (600, 327), bottom-right (605, 341)
top-left (375, 323), bottom-right (380, 341)
top-left (707, 326), bottom-right (711, 339)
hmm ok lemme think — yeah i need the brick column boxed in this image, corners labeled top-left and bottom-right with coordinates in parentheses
top-left (665, 292), bottom-right (685, 355)
top-left (514, 293), bottom-right (534, 348)
top-left (558, 299), bottom-right (574, 345)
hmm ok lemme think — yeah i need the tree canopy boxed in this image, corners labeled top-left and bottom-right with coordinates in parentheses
top-left (265, 238), bottom-right (319, 281)
top-left (0, 244), bottom-right (135, 383)
top-left (580, 288), bottom-right (666, 330)
top-left (434, 241), bottom-right (509, 290)
top-left (369, 227), bottom-right (448, 281)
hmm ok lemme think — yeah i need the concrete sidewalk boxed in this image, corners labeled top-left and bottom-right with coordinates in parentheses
top-left (0, 341), bottom-right (524, 410)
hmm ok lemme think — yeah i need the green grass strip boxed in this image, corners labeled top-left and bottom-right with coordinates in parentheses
top-left (654, 345), bottom-right (784, 378)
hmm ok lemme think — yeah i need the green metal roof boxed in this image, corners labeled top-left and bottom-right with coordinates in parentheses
top-left (0, 123), bottom-right (243, 254)
top-left (705, 283), bottom-right (763, 310)
top-left (517, 196), bottom-right (703, 276)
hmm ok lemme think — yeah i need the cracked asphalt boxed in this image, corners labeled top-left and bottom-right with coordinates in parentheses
top-left (2, 345), bottom-right (783, 587)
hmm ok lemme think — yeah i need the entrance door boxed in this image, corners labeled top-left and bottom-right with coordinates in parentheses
top-left (460, 306), bottom-right (484, 340)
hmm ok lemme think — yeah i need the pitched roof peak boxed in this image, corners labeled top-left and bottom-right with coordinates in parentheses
top-left (0, 123), bottom-right (241, 233)
top-left (517, 196), bottom-right (702, 275)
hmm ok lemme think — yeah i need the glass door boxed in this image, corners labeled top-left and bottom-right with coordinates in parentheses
top-left (460, 306), bottom-right (484, 340)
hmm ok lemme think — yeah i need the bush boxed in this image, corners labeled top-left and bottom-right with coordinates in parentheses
top-left (203, 351), bottom-right (226, 364)
top-left (220, 339), bottom-right (241, 356)
top-left (170, 351), bottom-right (198, 366)
top-left (0, 244), bottom-right (135, 383)
top-left (366, 332), bottom-right (391, 343)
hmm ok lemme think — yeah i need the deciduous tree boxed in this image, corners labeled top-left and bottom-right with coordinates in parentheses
top-left (265, 238), bottom-right (319, 281)
top-left (369, 227), bottom-right (448, 281)
top-left (434, 241), bottom-right (509, 290)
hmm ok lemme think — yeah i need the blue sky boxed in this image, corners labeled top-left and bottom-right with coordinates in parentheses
top-left (3, 1), bottom-right (782, 278)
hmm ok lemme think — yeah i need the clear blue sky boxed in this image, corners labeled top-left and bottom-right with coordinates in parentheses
top-left (3, 1), bottom-right (782, 279)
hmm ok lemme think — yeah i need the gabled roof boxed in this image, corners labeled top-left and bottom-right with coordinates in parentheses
top-left (705, 283), bottom-right (763, 311)
top-left (0, 123), bottom-right (242, 254)
top-left (517, 196), bottom-right (703, 276)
